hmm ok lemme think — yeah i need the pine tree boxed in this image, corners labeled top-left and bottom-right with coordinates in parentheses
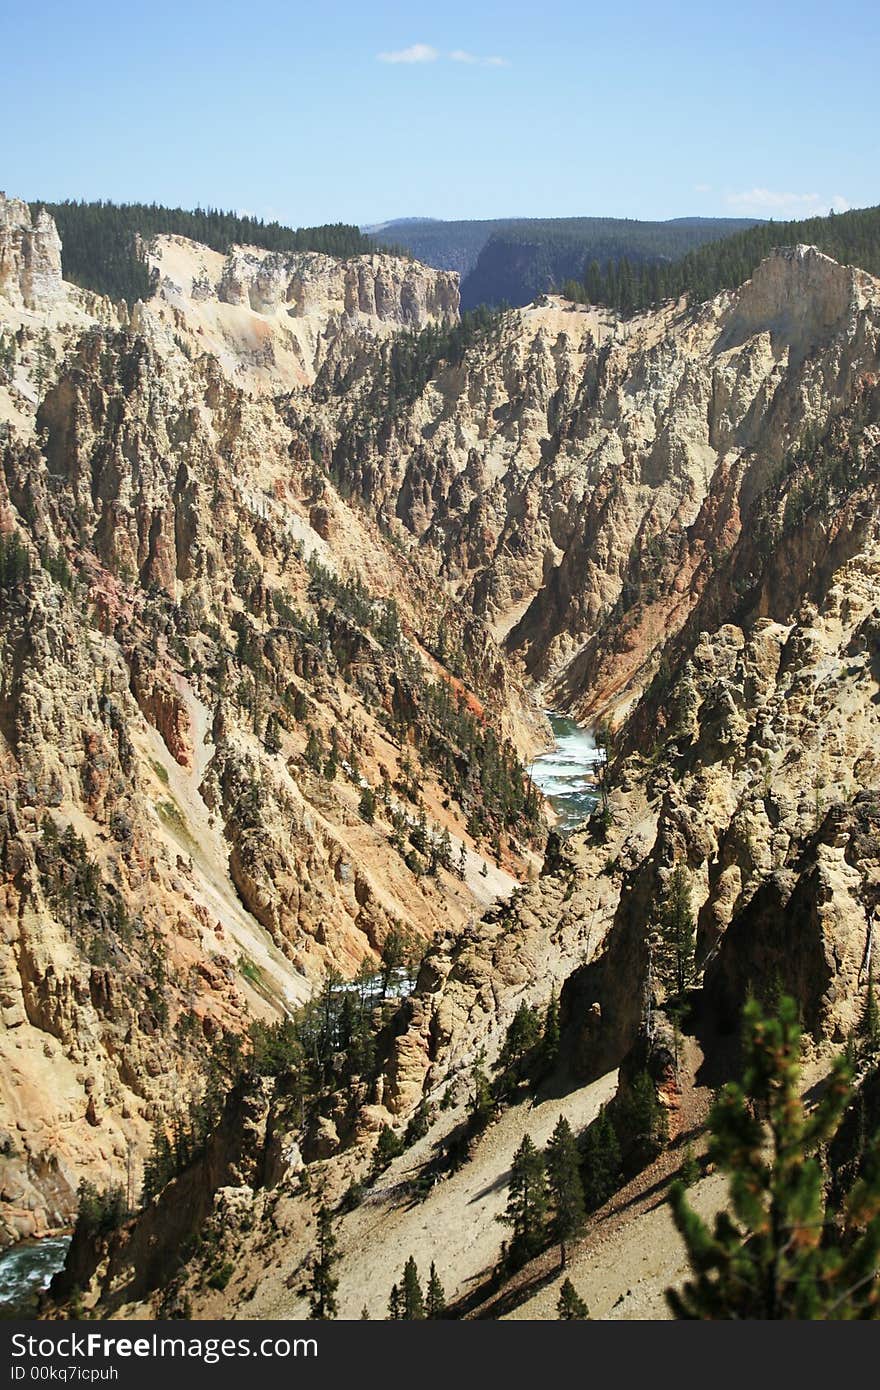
top-left (371, 1123), bottom-right (404, 1176)
top-left (401, 1255), bottom-right (425, 1319)
top-left (308, 1204), bottom-right (339, 1319)
top-left (358, 785), bottom-right (377, 824)
top-left (581, 1108), bottom-right (621, 1210)
top-left (656, 863), bottom-right (696, 995)
top-left (546, 1115), bottom-right (586, 1266)
top-left (404, 1099), bottom-right (431, 1147)
top-left (426, 1262), bottom-right (446, 1318)
top-left (387, 1283), bottom-right (402, 1320)
top-left (679, 1142), bottom-right (700, 1188)
top-left (469, 1048), bottom-right (494, 1130)
top-left (667, 995), bottom-right (880, 1319)
top-left (437, 825), bottom-right (454, 872)
top-left (457, 841), bottom-right (468, 879)
top-left (0, 532), bottom-right (30, 591)
top-left (539, 992), bottom-right (561, 1076)
top-left (557, 1278), bottom-right (589, 1319)
top-left (584, 259), bottom-right (602, 305)
top-left (499, 1002), bottom-right (542, 1082)
top-left (141, 1119), bottom-right (174, 1203)
top-left (499, 1134), bottom-right (550, 1266)
top-left (263, 712), bottom-right (282, 754)
top-left (858, 960), bottom-right (880, 1057)
top-left (304, 726), bottom-right (324, 773)
top-left (380, 927), bottom-right (406, 998)
top-left (616, 1069), bottom-right (669, 1169)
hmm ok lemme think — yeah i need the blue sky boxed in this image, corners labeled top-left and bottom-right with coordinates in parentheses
top-left (3, 0), bottom-right (877, 227)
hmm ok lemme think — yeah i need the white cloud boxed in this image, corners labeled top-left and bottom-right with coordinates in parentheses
top-left (378, 45), bottom-right (508, 68)
top-left (378, 43), bottom-right (439, 64)
top-left (693, 182), bottom-right (712, 194)
top-left (450, 49), bottom-right (509, 66)
top-left (725, 187), bottom-right (851, 216)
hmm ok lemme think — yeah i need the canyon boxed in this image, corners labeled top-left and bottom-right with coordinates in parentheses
top-left (0, 192), bottom-right (878, 1318)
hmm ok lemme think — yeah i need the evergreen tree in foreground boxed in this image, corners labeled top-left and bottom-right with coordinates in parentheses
top-left (557, 1278), bottom-right (590, 1319)
top-left (546, 1115), bottom-right (586, 1266)
top-left (426, 1261), bottom-right (446, 1318)
top-left (499, 1134), bottom-right (550, 1266)
top-left (308, 1204), bottom-right (339, 1319)
top-left (667, 995), bottom-right (880, 1319)
top-left (401, 1255), bottom-right (425, 1319)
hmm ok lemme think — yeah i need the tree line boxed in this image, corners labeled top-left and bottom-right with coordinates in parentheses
top-left (29, 199), bottom-right (402, 304)
top-left (563, 203), bottom-right (880, 313)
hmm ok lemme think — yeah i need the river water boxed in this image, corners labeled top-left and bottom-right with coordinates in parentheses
top-left (528, 713), bottom-right (602, 833)
top-left (0, 1236), bottom-right (70, 1318)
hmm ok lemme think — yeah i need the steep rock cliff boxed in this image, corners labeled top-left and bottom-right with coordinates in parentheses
top-left (0, 207), bottom-right (535, 1244)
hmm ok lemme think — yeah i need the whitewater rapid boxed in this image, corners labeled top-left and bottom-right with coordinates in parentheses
top-left (0, 1235), bottom-right (70, 1316)
top-left (528, 713), bottom-right (602, 833)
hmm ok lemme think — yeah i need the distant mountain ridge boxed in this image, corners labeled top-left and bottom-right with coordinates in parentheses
top-left (371, 214), bottom-right (762, 307)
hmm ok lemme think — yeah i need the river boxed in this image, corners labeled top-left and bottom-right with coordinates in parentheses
top-left (0, 1236), bottom-right (70, 1318)
top-left (528, 712), bottom-right (602, 833)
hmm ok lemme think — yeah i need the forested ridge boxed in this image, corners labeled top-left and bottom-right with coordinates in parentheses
top-left (28, 199), bottom-right (399, 304)
top-left (375, 215), bottom-right (760, 308)
top-left (459, 216), bottom-right (760, 308)
top-left (563, 203), bottom-right (880, 313)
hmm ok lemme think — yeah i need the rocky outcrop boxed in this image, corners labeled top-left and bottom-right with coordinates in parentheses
top-left (718, 244), bottom-right (864, 359)
top-left (129, 659), bottom-right (193, 768)
top-left (0, 194), bottom-right (63, 310)
top-left (52, 1078), bottom-right (275, 1309)
top-left (215, 246), bottom-right (459, 326)
top-left (143, 235), bottom-right (459, 394)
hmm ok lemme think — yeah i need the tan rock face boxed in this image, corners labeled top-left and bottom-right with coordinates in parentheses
top-left (719, 244), bottom-right (863, 359)
top-left (0, 195), bottom-right (63, 310)
top-left (0, 204), bottom-right (536, 1244)
top-left (212, 245), bottom-right (459, 326)
top-left (143, 235), bottom-right (459, 393)
top-left (297, 251), bottom-right (879, 731)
